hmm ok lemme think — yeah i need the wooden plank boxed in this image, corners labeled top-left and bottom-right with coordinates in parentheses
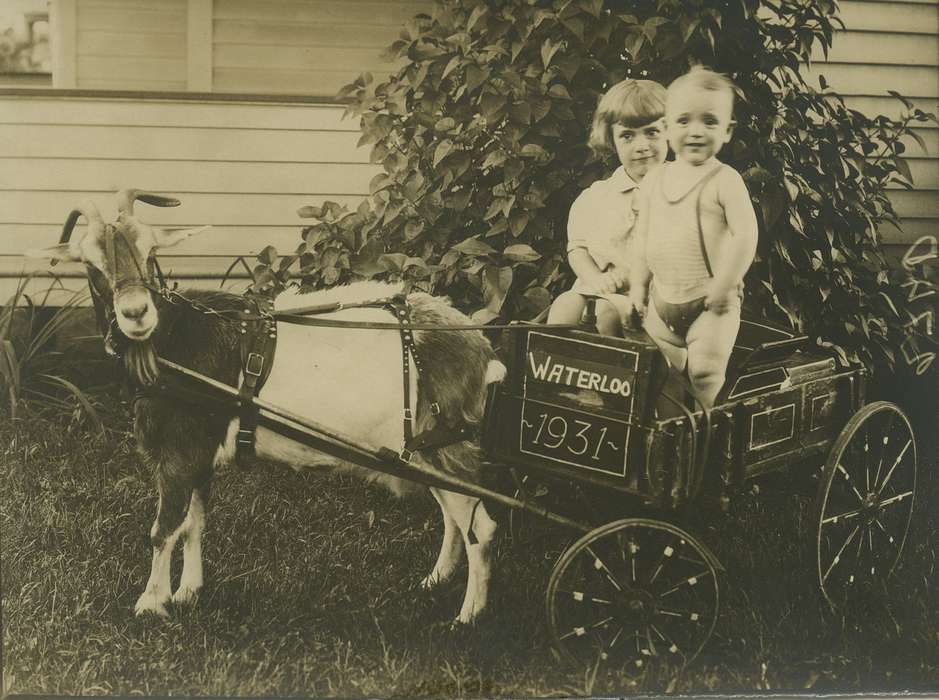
top-left (839, 0), bottom-right (939, 34)
top-left (51, 0), bottom-right (77, 88)
top-left (77, 30), bottom-right (186, 58)
top-left (888, 190), bottom-right (939, 217)
top-left (0, 97), bottom-right (354, 130)
top-left (214, 0), bottom-right (431, 26)
top-left (213, 67), bottom-right (397, 97)
top-left (188, 0), bottom-right (213, 91)
top-left (76, 7), bottom-right (187, 34)
top-left (80, 0), bottom-right (186, 9)
top-left (0, 124), bottom-right (370, 162)
top-left (1, 191), bottom-right (364, 226)
top-left (214, 44), bottom-right (394, 71)
top-left (214, 19), bottom-right (399, 48)
top-left (802, 63), bottom-right (939, 97)
top-left (0, 159), bottom-right (378, 195)
top-left (1, 224), bottom-right (306, 256)
top-left (876, 217), bottom-right (939, 245)
top-left (813, 31), bottom-right (939, 66)
top-left (886, 158), bottom-right (939, 188)
top-left (77, 56), bottom-right (187, 83)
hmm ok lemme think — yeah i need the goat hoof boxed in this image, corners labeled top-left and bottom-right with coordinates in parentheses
top-left (171, 586), bottom-right (201, 605)
top-left (451, 613), bottom-right (477, 629)
top-left (134, 592), bottom-right (170, 618)
top-left (420, 572), bottom-right (447, 591)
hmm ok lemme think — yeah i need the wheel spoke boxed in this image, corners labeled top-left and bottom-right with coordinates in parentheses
top-left (584, 545), bottom-right (626, 592)
top-left (879, 490), bottom-right (913, 509)
top-left (876, 439), bottom-right (912, 496)
top-left (558, 589), bottom-right (612, 605)
top-left (559, 615), bottom-right (615, 641)
top-left (650, 622), bottom-right (684, 657)
top-left (872, 410), bottom-right (894, 487)
top-left (821, 506), bottom-right (864, 525)
top-left (822, 524), bottom-right (860, 582)
top-left (657, 606), bottom-right (704, 623)
top-left (660, 569), bottom-right (712, 598)
top-left (648, 543), bottom-right (676, 585)
top-left (836, 464), bottom-right (866, 503)
top-left (599, 625), bottom-right (625, 661)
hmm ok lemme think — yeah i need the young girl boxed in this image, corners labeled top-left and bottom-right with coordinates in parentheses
top-left (547, 79), bottom-right (668, 335)
top-left (629, 67), bottom-right (759, 409)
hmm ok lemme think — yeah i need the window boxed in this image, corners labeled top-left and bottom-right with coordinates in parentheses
top-left (0, 2), bottom-right (50, 76)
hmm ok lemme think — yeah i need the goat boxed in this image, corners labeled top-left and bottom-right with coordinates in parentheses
top-left (26, 190), bottom-right (507, 625)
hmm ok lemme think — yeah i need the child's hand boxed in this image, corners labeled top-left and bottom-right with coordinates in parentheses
top-left (705, 281), bottom-right (738, 315)
top-left (607, 268), bottom-right (629, 291)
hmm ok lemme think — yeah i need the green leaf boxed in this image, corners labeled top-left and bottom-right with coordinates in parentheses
top-left (482, 264), bottom-right (514, 313)
top-left (520, 143), bottom-right (549, 160)
top-left (541, 38), bottom-right (561, 68)
top-left (433, 139), bottom-right (454, 166)
top-left (465, 64), bottom-right (487, 92)
top-left (467, 4), bottom-right (487, 32)
top-left (480, 92), bottom-right (506, 120)
top-left (453, 237), bottom-right (497, 256)
top-left (504, 243), bottom-right (540, 261)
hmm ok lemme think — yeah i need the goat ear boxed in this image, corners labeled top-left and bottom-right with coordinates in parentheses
top-left (152, 225), bottom-right (211, 248)
top-left (23, 243), bottom-right (82, 262)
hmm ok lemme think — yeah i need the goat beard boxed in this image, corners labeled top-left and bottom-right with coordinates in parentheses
top-left (124, 341), bottom-right (159, 387)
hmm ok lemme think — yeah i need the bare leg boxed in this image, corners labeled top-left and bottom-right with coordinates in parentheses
top-left (436, 490), bottom-right (498, 624)
top-left (547, 290), bottom-right (588, 325)
top-left (595, 300), bottom-right (624, 337)
top-left (643, 299), bottom-right (688, 372)
top-left (421, 488), bottom-right (464, 590)
top-left (685, 308), bottom-right (741, 410)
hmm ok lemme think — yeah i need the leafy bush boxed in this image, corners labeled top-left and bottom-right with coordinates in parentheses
top-left (0, 277), bottom-right (104, 432)
top-left (255, 0), bottom-right (935, 372)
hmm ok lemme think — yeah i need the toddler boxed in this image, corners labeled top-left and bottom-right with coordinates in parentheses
top-left (629, 66), bottom-right (758, 408)
top-left (547, 79), bottom-right (668, 336)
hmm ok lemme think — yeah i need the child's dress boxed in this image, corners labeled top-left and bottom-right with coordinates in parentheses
top-left (566, 166), bottom-right (639, 317)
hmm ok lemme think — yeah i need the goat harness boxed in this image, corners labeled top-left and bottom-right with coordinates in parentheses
top-left (91, 258), bottom-right (476, 466)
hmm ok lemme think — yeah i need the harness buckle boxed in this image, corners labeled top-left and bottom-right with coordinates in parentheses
top-left (399, 448), bottom-right (414, 463)
top-left (236, 428), bottom-right (255, 445)
top-left (245, 352), bottom-right (265, 377)
top-left (430, 402), bottom-right (440, 416)
top-left (403, 407), bottom-right (413, 421)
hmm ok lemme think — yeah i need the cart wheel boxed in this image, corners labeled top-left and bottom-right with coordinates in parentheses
top-left (546, 518), bottom-right (720, 671)
top-left (816, 401), bottom-right (916, 607)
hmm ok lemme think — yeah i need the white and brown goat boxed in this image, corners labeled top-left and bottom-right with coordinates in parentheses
top-left (27, 190), bottom-right (507, 624)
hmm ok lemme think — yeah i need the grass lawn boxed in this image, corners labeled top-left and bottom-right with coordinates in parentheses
top-left (2, 403), bottom-right (938, 697)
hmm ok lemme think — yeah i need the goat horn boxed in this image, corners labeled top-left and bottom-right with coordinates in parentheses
top-left (116, 189), bottom-right (181, 215)
top-left (59, 201), bottom-right (103, 244)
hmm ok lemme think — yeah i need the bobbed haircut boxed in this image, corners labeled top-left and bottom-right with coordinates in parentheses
top-left (588, 79), bottom-right (667, 154)
top-left (667, 66), bottom-right (737, 112)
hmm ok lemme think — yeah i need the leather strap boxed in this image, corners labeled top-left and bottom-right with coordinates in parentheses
top-left (236, 295), bottom-right (278, 463)
top-left (695, 164), bottom-right (725, 278)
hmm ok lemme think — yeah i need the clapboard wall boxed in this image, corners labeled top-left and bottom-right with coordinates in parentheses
top-left (806, 0), bottom-right (939, 263)
top-left (0, 0), bottom-right (936, 300)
